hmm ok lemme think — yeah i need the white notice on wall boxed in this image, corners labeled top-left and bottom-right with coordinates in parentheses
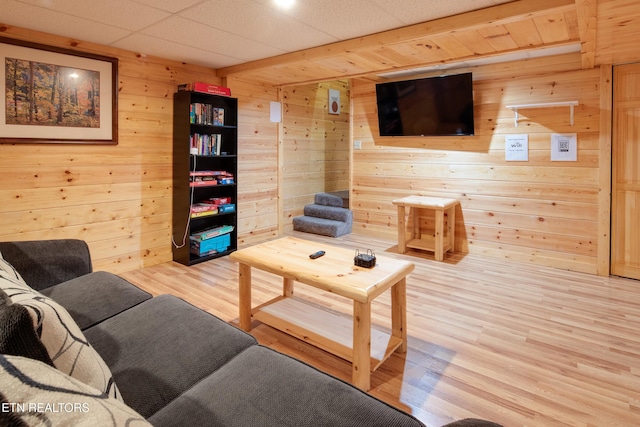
top-left (270, 101), bottom-right (282, 123)
top-left (551, 133), bottom-right (577, 161)
top-left (505, 134), bottom-right (529, 161)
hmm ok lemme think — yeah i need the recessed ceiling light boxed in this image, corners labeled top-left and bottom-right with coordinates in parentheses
top-left (274, 0), bottom-right (295, 9)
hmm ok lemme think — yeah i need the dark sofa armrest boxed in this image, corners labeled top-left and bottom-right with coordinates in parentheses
top-left (0, 239), bottom-right (92, 291)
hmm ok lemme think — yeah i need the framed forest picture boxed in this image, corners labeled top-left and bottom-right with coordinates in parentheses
top-left (0, 37), bottom-right (118, 144)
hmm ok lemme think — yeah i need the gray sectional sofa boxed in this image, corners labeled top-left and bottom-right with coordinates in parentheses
top-left (0, 239), bottom-right (427, 426)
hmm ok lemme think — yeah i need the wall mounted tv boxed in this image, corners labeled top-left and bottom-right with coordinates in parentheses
top-left (375, 72), bottom-right (475, 137)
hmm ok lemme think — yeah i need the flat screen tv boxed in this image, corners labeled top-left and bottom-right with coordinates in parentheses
top-left (375, 72), bottom-right (474, 137)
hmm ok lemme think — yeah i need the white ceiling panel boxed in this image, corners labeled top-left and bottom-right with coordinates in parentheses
top-left (140, 16), bottom-right (286, 61)
top-left (15, 0), bottom-right (171, 32)
top-left (179, 0), bottom-right (339, 51)
top-left (368, 0), bottom-right (511, 25)
top-left (112, 32), bottom-right (243, 68)
top-left (251, 0), bottom-right (405, 40)
top-left (3, 0), bottom-right (131, 45)
top-left (130, 0), bottom-right (204, 14)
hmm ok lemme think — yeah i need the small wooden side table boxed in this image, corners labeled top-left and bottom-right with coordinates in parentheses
top-left (392, 196), bottom-right (460, 261)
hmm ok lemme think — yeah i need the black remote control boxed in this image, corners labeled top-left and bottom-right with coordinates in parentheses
top-left (309, 250), bottom-right (325, 259)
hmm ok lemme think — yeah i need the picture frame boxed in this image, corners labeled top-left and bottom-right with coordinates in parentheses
top-left (0, 36), bottom-right (118, 145)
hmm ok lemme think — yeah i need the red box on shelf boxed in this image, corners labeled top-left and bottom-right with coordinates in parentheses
top-left (178, 82), bottom-right (231, 97)
top-left (206, 197), bottom-right (232, 205)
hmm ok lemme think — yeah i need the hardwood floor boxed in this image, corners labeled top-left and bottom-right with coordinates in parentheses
top-left (120, 231), bottom-right (640, 427)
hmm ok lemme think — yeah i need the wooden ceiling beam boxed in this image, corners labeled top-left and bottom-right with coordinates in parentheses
top-left (217, 0), bottom-right (576, 79)
top-left (575, 0), bottom-right (598, 68)
top-left (274, 41), bottom-right (581, 87)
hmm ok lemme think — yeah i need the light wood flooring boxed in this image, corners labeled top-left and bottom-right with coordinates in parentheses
top-left (120, 231), bottom-right (640, 427)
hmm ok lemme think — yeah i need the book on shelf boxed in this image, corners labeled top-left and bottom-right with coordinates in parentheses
top-left (190, 203), bottom-right (219, 214)
top-left (189, 170), bottom-right (228, 177)
top-left (189, 180), bottom-right (217, 187)
top-left (189, 171), bottom-right (234, 187)
top-left (201, 196), bottom-right (232, 205)
top-left (190, 225), bottom-right (234, 241)
top-left (178, 82), bottom-right (231, 97)
top-left (191, 209), bottom-right (219, 218)
top-left (214, 108), bottom-right (224, 126)
top-left (218, 203), bottom-right (235, 213)
top-left (189, 104), bottom-right (226, 126)
top-left (190, 133), bottom-right (221, 156)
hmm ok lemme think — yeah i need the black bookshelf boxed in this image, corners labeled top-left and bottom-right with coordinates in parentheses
top-left (172, 90), bottom-right (238, 265)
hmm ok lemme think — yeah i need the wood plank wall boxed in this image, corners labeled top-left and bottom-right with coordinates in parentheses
top-left (0, 25), bottom-right (611, 276)
top-left (351, 53), bottom-right (605, 274)
top-left (282, 81), bottom-right (350, 231)
top-left (226, 76), bottom-right (280, 246)
top-left (0, 27), bottom-right (222, 274)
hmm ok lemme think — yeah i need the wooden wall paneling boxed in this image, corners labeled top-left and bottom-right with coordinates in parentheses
top-left (476, 25), bottom-right (520, 52)
top-left (350, 55), bottom-right (602, 273)
top-left (575, 0), bottom-right (598, 69)
top-left (595, 0), bottom-right (640, 66)
top-left (277, 86), bottom-right (285, 236)
top-left (503, 20), bottom-right (544, 47)
top-left (532, 12), bottom-right (572, 44)
top-left (597, 65), bottom-right (613, 276)
top-left (226, 77), bottom-right (281, 246)
top-left (0, 27), bottom-right (220, 273)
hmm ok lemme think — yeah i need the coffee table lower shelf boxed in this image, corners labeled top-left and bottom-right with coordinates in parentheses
top-left (253, 297), bottom-right (403, 372)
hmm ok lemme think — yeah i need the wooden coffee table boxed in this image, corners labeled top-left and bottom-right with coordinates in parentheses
top-left (229, 236), bottom-right (415, 391)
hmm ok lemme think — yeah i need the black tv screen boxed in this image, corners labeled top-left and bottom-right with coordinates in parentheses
top-left (375, 72), bottom-right (474, 136)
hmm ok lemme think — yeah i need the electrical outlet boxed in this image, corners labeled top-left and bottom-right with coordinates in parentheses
top-left (353, 140), bottom-right (362, 150)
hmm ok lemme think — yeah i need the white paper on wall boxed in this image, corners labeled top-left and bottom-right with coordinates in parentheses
top-left (505, 134), bottom-right (529, 161)
top-left (270, 101), bottom-right (282, 123)
top-left (551, 133), bottom-right (577, 161)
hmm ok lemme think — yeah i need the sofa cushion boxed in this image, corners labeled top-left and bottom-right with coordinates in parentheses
top-left (0, 240), bottom-right (92, 291)
top-left (40, 271), bottom-right (152, 330)
top-left (0, 289), bottom-right (53, 366)
top-left (149, 345), bottom-right (425, 427)
top-left (0, 277), bottom-right (120, 400)
top-left (0, 256), bottom-right (25, 284)
top-left (0, 354), bottom-right (151, 427)
top-left (83, 294), bottom-right (257, 418)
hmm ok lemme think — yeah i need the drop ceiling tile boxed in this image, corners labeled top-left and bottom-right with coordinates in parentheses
top-left (112, 32), bottom-right (244, 68)
top-left (140, 16), bottom-right (286, 62)
top-left (16, 0), bottom-right (170, 31)
top-left (179, 0), bottom-right (338, 51)
top-left (253, 0), bottom-right (405, 40)
top-left (368, 0), bottom-right (501, 25)
top-left (130, 0), bottom-right (203, 13)
top-left (3, 0), bottom-right (131, 45)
